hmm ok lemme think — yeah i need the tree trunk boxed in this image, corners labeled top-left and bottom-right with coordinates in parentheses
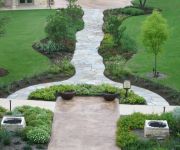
top-left (142, 0), bottom-right (147, 8)
top-left (154, 54), bottom-right (157, 77)
top-left (139, 0), bottom-right (143, 8)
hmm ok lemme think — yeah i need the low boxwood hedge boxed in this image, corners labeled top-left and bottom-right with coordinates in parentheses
top-left (28, 84), bottom-right (146, 104)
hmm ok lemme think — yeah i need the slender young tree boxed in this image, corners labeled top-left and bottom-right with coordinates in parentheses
top-left (138, 0), bottom-right (147, 9)
top-left (141, 10), bottom-right (168, 77)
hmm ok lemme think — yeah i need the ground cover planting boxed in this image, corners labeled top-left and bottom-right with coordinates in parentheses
top-left (0, 106), bottom-right (53, 150)
top-left (116, 109), bottom-right (180, 150)
top-left (28, 84), bottom-right (146, 104)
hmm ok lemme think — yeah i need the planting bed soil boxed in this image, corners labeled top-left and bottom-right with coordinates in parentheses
top-left (106, 74), bottom-right (180, 105)
top-left (0, 68), bottom-right (8, 77)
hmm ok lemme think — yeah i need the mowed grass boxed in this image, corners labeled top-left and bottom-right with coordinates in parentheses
top-left (123, 0), bottom-right (180, 90)
top-left (0, 9), bottom-right (55, 85)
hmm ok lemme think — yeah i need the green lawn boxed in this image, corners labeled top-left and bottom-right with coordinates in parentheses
top-left (123, 0), bottom-right (180, 90)
top-left (0, 9), bottom-right (55, 85)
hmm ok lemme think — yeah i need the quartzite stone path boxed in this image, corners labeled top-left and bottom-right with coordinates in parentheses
top-left (48, 97), bottom-right (120, 150)
top-left (7, 8), bottom-right (169, 106)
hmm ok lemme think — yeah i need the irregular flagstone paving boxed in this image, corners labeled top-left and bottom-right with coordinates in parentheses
top-left (7, 8), bottom-right (169, 106)
top-left (48, 97), bottom-right (120, 150)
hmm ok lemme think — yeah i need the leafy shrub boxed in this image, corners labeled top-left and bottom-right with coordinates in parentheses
top-left (100, 34), bottom-right (114, 50)
top-left (23, 145), bottom-right (32, 150)
top-left (49, 58), bottom-right (75, 75)
top-left (105, 15), bottom-right (126, 45)
top-left (105, 56), bottom-right (131, 78)
top-left (0, 129), bottom-right (11, 145)
top-left (42, 7), bottom-right (84, 54)
top-left (120, 34), bottom-right (137, 53)
top-left (45, 11), bottom-right (75, 43)
top-left (101, 84), bottom-right (118, 94)
top-left (120, 90), bottom-right (146, 104)
top-left (34, 40), bottom-right (65, 54)
top-left (116, 129), bottom-right (138, 148)
top-left (0, 106), bottom-right (7, 118)
top-left (121, 7), bottom-right (144, 16)
top-left (27, 128), bottom-right (50, 144)
top-left (172, 107), bottom-right (180, 135)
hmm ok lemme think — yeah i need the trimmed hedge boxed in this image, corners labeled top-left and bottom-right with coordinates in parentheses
top-left (116, 111), bottom-right (180, 150)
top-left (28, 84), bottom-right (146, 104)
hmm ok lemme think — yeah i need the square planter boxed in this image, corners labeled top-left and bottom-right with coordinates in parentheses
top-left (1, 116), bottom-right (26, 131)
top-left (144, 120), bottom-right (169, 139)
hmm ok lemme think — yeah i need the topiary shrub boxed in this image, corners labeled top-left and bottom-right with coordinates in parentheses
top-left (27, 128), bottom-right (50, 144)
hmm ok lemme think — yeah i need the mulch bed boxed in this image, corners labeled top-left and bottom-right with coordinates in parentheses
top-left (105, 74), bottom-right (180, 105)
top-left (0, 68), bottom-right (9, 77)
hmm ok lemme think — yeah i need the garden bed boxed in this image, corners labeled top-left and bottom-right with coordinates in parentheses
top-left (0, 7), bottom-right (84, 98)
top-left (28, 84), bottom-right (146, 104)
top-left (0, 68), bottom-right (8, 77)
top-left (99, 5), bottom-right (180, 105)
top-left (0, 106), bottom-right (53, 150)
top-left (116, 110), bottom-right (180, 150)
top-left (107, 74), bottom-right (180, 105)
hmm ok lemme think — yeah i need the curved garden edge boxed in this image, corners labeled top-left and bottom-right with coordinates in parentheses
top-left (0, 8), bottom-right (85, 98)
top-left (98, 6), bottom-right (180, 106)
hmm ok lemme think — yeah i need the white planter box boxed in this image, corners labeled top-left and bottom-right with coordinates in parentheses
top-left (144, 120), bottom-right (169, 139)
top-left (1, 116), bottom-right (26, 131)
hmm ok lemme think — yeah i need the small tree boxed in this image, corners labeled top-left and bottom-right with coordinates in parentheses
top-left (45, 11), bottom-right (75, 44)
top-left (141, 10), bottom-right (168, 77)
top-left (138, 0), bottom-right (147, 9)
top-left (132, 0), bottom-right (147, 9)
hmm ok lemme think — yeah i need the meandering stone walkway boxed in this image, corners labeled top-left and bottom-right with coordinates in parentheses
top-left (48, 97), bottom-right (119, 150)
top-left (7, 7), bottom-right (169, 106)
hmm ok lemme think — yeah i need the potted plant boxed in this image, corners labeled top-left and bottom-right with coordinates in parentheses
top-left (57, 85), bottom-right (76, 100)
top-left (102, 84), bottom-right (118, 101)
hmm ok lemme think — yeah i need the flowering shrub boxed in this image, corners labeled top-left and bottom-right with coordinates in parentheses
top-left (27, 128), bottom-right (50, 144)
